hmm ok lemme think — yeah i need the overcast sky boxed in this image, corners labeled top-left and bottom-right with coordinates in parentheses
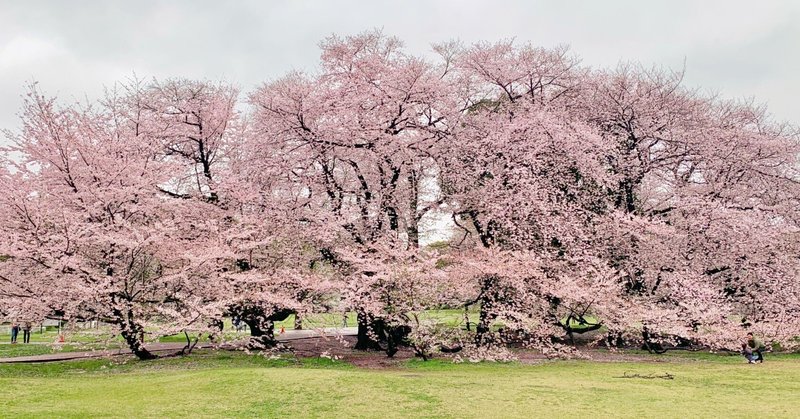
top-left (2, 0), bottom-right (799, 141)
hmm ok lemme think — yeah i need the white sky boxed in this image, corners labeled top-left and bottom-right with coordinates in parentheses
top-left (2, 0), bottom-right (799, 141)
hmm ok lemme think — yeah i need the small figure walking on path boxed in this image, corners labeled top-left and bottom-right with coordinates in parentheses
top-left (742, 332), bottom-right (766, 363)
top-left (21, 321), bottom-right (32, 344)
top-left (10, 322), bottom-right (19, 344)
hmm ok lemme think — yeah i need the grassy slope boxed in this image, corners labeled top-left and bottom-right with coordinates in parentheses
top-left (1, 352), bottom-right (798, 418)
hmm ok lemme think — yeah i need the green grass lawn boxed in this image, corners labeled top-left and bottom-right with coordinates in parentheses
top-left (1, 351), bottom-right (798, 418)
top-left (0, 343), bottom-right (99, 358)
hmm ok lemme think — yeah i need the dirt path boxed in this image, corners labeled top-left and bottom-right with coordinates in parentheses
top-left (0, 327), bottom-right (357, 363)
top-left (2, 328), bottom-right (743, 367)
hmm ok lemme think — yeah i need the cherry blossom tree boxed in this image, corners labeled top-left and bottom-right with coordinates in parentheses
top-left (138, 78), bottom-right (334, 348)
top-left (431, 41), bottom-right (623, 352)
top-left (2, 32), bottom-right (798, 361)
top-left (248, 31), bottom-right (456, 351)
top-left (0, 85), bottom-right (220, 359)
top-left (585, 66), bottom-right (800, 351)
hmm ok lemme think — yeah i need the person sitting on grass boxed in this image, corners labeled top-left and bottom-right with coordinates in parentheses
top-left (742, 332), bottom-right (766, 363)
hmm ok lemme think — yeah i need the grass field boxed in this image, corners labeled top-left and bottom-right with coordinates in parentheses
top-left (1, 350), bottom-right (798, 418)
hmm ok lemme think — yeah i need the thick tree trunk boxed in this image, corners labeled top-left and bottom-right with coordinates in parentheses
top-left (294, 313), bottom-right (303, 330)
top-left (474, 276), bottom-right (499, 346)
top-left (605, 331), bottom-right (625, 348)
top-left (110, 298), bottom-right (156, 360)
top-left (236, 306), bottom-right (293, 348)
top-left (244, 317), bottom-right (277, 347)
top-left (119, 319), bottom-right (156, 360)
top-left (475, 305), bottom-right (495, 346)
top-left (355, 310), bottom-right (383, 351)
top-left (109, 290), bottom-right (156, 360)
top-left (617, 179), bottom-right (636, 213)
top-left (407, 222), bottom-right (420, 249)
top-left (386, 334), bottom-right (398, 357)
top-left (384, 324), bottom-right (411, 358)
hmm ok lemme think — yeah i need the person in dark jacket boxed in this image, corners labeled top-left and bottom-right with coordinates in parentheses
top-left (21, 321), bottom-right (32, 344)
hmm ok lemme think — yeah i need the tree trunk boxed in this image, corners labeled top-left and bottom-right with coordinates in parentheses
top-left (294, 312), bottom-right (303, 330)
top-left (119, 319), bottom-right (156, 360)
top-left (384, 324), bottom-right (410, 358)
top-left (474, 276), bottom-right (498, 346)
top-left (111, 299), bottom-right (156, 360)
top-left (386, 331), bottom-right (398, 357)
top-left (475, 305), bottom-right (494, 346)
top-left (407, 170), bottom-right (420, 249)
top-left (231, 305), bottom-right (293, 348)
top-left (355, 310), bottom-right (383, 351)
top-left (617, 179), bottom-right (636, 213)
top-left (407, 222), bottom-right (420, 249)
top-left (244, 317), bottom-right (277, 347)
top-left (464, 305), bottom-right (472, 331)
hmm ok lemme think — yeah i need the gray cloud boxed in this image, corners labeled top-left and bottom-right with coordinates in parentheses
top-left (2, 0), bottom-right (798, 141)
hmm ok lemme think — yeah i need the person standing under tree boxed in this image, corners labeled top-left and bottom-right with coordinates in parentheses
top-left (10, 321), bottom-right (19, 344)
top-left (21, 321), bottom-right (32, 344)
top-left (742, 332), bottom-right (766, 363)
top-left (232, 316), bottom-right (241, 332)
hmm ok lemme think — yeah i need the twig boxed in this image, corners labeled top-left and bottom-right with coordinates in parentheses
top-left (615, 371), bottom-right (675, 380)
